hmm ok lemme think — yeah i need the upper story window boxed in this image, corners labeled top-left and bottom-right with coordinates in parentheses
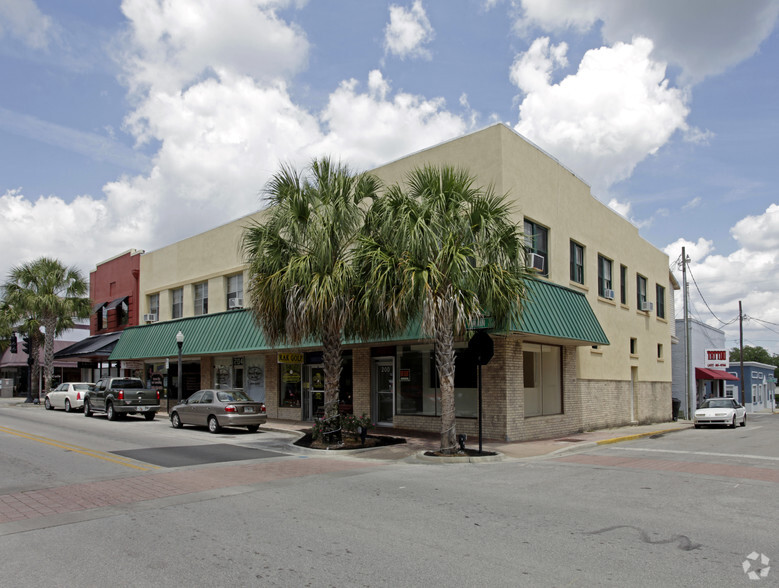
top-left (570, 241), bottom-right (584, 284)
top-left (597, 255), bottom-right (612, 298)
top-left (524, 219), bottom-right (548, 277)
top-left (194, 282), bottom-right (208, 316)
top-left (620, 264), bottom-right (627, 305)
top-left (636, 274), bottom-right (648, 308)
top-left (118, 300), bottom-right (129, 326)
top-left (148, 294), bottom-right (159, 319)
top-left (172, 287), bottom-right (183, 319)
top-left (656, 284), bottom-right (666, 319)
top-left (227, 273), bottom-right (244, 308)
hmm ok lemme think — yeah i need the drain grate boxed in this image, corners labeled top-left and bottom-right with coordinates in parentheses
top-left (557, 438), bottom-right (586, 443)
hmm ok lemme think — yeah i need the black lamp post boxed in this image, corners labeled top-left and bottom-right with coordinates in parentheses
top-left (176, 330), bottom-right (184, 403)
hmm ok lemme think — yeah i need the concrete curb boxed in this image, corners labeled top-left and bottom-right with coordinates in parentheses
top-left (415, 450), bottom-right (505, 464)
top-left (594, 426), bottom-right (692, 446)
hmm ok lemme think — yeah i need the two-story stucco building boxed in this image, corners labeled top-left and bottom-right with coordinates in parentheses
top-left (108, 124), bottom-right (677, 441)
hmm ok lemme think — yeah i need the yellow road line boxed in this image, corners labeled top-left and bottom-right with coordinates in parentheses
top-left (0, 425), bottom-right (160, 471)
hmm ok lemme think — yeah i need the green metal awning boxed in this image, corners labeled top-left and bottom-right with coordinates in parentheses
top-left (514, 279), bottom-right (609, 345)
top-left (109, 279), bottom-right (607, 361)
top-left (110, 310), bottom-right (272, 360)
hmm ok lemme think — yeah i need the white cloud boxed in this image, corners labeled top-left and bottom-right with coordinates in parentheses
top-left (118, 0), bottom-right (310, 96)
top-left (0, 1), bottom-right (469, 282)
top-left (0, 0), bottom-right (52, 49)
top-left (509, 37), bottom-right (568, 93)
top-left (316, 70), bottom-right (467, 169)
top-left (384, 0), bottom-right (435, 60)
top-left (730, 203), bottom-right (779, 252)
top-left (513, 36), bottom-right (689, 195)
top-left (682, 197), bottom-right (702, 211)
top-left (512, 0), bottom-right (779, 82)
top-left (665, 205), bottom-right (779, 353)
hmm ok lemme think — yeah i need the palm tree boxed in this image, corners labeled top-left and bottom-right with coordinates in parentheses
top-left (355, 165), bottom-right (531, 454)
top-left (242, 157), bottom-right (381, 423)
top-left (2, 258), bottom-right (91, 397)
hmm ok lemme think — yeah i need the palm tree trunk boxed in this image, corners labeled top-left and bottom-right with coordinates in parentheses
top-left (43, 316), bottom-right (57, 397)
top-left (434, 306), bottom-right (458, 454)
top-left (321, 318), bottom-right (343, 422)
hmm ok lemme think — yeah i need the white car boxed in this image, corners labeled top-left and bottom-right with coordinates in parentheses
top-left (694, 398), bottom-right (747, 429)
top-left (44, 382), bottom-right (93, 412)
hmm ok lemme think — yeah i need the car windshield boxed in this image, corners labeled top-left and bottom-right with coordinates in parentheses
top-left (701, 399), bottom-right (734, 409)
top-left (73, 384), bottom-right (91, 390)
top-left (217, 390), bottom-right (252, 403)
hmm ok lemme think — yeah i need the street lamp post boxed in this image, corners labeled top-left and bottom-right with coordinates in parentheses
top-left (176, 331), bottom-right (184, 403)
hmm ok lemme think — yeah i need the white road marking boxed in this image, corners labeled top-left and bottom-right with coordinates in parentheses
top-left (612, 446), bottom-right (779, 462)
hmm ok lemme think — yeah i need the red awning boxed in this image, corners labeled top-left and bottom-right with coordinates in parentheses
top-left (695, 367), bottom-right (739, 381)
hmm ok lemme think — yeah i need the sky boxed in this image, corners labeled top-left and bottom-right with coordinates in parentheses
top-left (1, 0), bottom-right (779, 354)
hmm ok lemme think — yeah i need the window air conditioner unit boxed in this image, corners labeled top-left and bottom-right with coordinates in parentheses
top-left (529, 253), bottom-right (545, 272)
top-left (143, 313), bottom-right (158, 323)
top-left (640, 301), bottom-right (653, 312)
top-left (603, 289), bottom-right (615, 300)
top-left (229, 298), bottom-right (244, 309)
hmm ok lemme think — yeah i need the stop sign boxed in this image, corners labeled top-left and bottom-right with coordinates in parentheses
top-left (468, 330), bottom-right (494, 365)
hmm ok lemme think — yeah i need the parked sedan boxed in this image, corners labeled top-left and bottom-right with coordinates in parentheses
top-left (44, 382), bottom-right (93, 412)
top-left (694, 398), bottom-right (747, 428)
top-left (169, 389), bottom-right (267, 433)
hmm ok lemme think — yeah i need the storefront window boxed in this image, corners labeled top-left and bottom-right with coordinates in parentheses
top-left (280, 363), bottom-right (302, 408)
top-left (523, 343), bottom-right (562, 417)
top-left (396, 344), bottom-right (478, 418)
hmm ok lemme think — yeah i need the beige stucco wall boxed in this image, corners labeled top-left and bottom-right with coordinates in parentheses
top-left (369, 124), bottom-right (673, 390)
top-left (139, 211), bottom-right (264, 319)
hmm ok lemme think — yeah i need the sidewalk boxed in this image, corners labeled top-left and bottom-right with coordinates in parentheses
top-left (259, 417), bottom-right (695, 461)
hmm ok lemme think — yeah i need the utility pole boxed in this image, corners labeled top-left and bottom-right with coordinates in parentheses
top-left (682, 247), bottom-right (693, 419)
top-left (739, 300), bottom-right (744, 404)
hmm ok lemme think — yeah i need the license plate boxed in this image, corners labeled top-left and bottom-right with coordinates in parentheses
top-left (244, 407), bottom-right (255, 413)
top-left (138, 406), bottom-right (149, 412)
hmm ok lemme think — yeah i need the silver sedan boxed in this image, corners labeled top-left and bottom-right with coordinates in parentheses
top-left (169, 389), bottom-right (267, 433)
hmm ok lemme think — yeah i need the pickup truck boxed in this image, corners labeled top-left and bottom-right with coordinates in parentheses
top-left (84, 377), bottom-right (160, 421)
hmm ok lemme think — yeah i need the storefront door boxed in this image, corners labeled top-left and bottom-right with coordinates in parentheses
top-left (372, 358), bottom-right (395, 425)
top-left (303, 365), bottom-right (325, 420)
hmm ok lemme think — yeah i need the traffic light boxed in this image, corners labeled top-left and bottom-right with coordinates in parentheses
top-left (10, 334), bottom-right (17, 354)
top-left (22, 336), bottom-right (31, 355)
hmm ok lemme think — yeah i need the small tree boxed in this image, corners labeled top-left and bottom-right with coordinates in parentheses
top-left (355, 165), bottom-right (531, 454)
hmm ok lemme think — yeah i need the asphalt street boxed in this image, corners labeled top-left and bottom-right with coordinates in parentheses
top-left (0, 404), bottom-right (776, 587)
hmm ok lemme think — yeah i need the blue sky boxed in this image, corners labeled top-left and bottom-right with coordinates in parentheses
top-left (2, 0), bottom-right (779, 353)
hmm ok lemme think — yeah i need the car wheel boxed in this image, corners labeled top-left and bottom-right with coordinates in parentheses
top-left (208, 416), bottom-right (221, 434)
top-left (64, 399), bottom-right (72, 413)
top-left (44, 397), bottom-right (53, 410)
top-left (730, 415), bottom-right (737, 428)
top-left (740, 414), bottom-right (747, 427)
top-left (694, 423), bottom-right (700, 429)
top-left (84, 398), bottom-right (92, 417)
top-left (246, 425), bottom-right (259, 433)
top-left (107, 402), bottom-right (117, 421)
top-left (144, 412), bottom-right (156, 421)
top-left (170, 412), bottom-right (183, 429)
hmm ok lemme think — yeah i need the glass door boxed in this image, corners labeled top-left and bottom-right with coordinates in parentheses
top-left (372, 358), bottom-right (395, 425)
top-left (303, 365), bottom-right (325, 420)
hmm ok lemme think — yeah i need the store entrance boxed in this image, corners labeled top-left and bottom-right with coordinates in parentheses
top-left (303, 364), bottom-right (325, 420)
